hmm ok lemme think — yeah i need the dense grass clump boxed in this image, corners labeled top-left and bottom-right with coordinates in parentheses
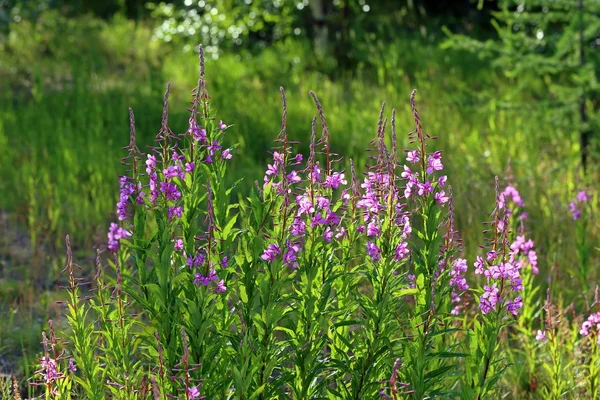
top-left (7, 46), bottom-right (598, 400)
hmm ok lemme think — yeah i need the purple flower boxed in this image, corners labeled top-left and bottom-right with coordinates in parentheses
top-left (38, 357), bottom-right (61, 384)
top-left (283, 242), bottom-right (301, 268)
top-left (479, 283), bottom-right (501, 314)
top-left (185, 162), bottom-right (195, 173)
top-left (261, 243), bottom-right (281, 263)
top-left (68, 359), bottom-right (77, 373)
top-left (159, 181), bottom-right (181, 201)
top-left (174, 239), bottom-right (184, 251)
top-left (406, 150), bottom-right (419, 163)
top-left (222, 149), bottom-right (232, 160)
top-left (164, 165), bottom-right (184, 180)
top-left (474, 256), bottom-right (485, 275)
top-left (324, 172), bottom-right (347, 189)
top-left (499, 185), bottom-right (524, 209)
top-left (535, 330), bottom-right (546, 341)
top-left (208, 140), bottom-right (222, 156)
top-left (265, 163), bottom-right (278, 177)
top-left (580, 312), bottom-right (600, 345)
top-left (366, 241), bottom-right (381, 261)
top-left (434, 190), bottom-right (449, 205)
top-left (221, 256), bottom-right (228, 268)
top-left (367, 220), bottom-right (381, 237)
top-left (577, 190), bottom-right (591, 203)
top-left (394, 242), bottom-right (409, 261)
top-left (506, 296), bottom-right (523, 315)
top-left (569, 201), bottom-right (581, 220)
top-left (117, 176), bottom-right (136, 220)
top-left (187, 253), bottom-right (205, 268)
top-left (107, 222), bottom-right (131, 251)
top-left (189, 118), bottom-right (207, 142)
top-left (188, 385), bottom-right (201, 399)
top-left (290, 217), bottom-right (307, 237)
top-left (426, 151), bottom-right (443, 174)
top-left (296, 195), bottom-right (315, 216)
top-left (449, 258), bottom-right (469, 292)
top-left (218, 120), bottom-right (227, 130)
top-left (172, 151), bottom-right (185, 162)
top-left (287, 170), bottom-right (301, 183)
top-left (194, 268), bottom-right (218, 286)
top-left (438, 175), bottom-right (447, 187)
top-left (168, 206), bottom-right (183, 219)
top-left (146, 154), bottom-right (157, 175)
top-left (324, 227), bottom-right (334, 242)
top-left (215, 279), bottom-right (227, 293)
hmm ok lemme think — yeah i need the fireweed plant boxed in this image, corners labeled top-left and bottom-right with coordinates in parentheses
top-left (569, 190), bottom-right (595, 291)
top-left (29, 45), bottom-right (600, 399)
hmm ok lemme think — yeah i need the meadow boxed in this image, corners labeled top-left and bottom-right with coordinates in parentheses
top-left (0, 9), bottom-right (599, 399)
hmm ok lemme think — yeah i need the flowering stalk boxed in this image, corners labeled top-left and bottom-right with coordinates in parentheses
top-left (569, 190), bottom-right (593, 291)
top-left (61, 236), bottom-right (104, 399)
top-left (537, 290), bottom-right (569, 399)
top-left (399, 90), bottom-right (461, 398)
top-left (580, 288), bottom-right (600, 398)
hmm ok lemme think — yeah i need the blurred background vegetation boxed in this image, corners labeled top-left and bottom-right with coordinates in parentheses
top-left (0, 0), bottom-right (599, 391)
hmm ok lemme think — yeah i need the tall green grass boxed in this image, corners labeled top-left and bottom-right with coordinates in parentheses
top-left (0, 14), bottom-right (598, 382)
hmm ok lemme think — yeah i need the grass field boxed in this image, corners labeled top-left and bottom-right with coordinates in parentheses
top-left (1, 13), bottom-right (599, 398)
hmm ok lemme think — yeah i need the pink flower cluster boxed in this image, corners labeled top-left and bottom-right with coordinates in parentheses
top-left (580, 312), bottom-right (600, 344)
top-left (570, 190), bottom-right (591, 220)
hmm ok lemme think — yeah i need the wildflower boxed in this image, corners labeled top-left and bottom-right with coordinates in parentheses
top-left (193, 268), bottom-right (218, 286)
top-left (535, 330), bottom-right (546, 341)
top-left (221, 256), bottom-right (228, 268)
top-left (506, 296), bottom-right (523, 315)
top-left (569, 201), bottom-right (581, 220)
top-left (324, 172), bottom-right (347, 189)
top-left (499, 185), bottom-right (525, 209)
top-left (68, 359), bottom-right (77, 373)
top-left (479, 283), bottom-right (501, 314)
top-left (449, 258), bottom-right (469, 292)
top-left (261, 243), bottom-right (281, 263)
top-left (367, 220), bottom-right (381, 237)
top-left (174, 239), bottom-right (184, 251)
top-left (188, 386), bottom-right (201, 399)
top-left (172, 151), bottom-right (185, 162)
top-left (146, 154), bottom-right (157, 175)
top-left (580, 312), bottom-right (600, 344)
top-left (117, 176), bottom-right (136, 220)
top-left (222, 149), bottom-right (232, 160)
top-left (185, 162), bottom-right (195, 173)
top-left (215, 280), bottom-right (227, 293)
top-left (290, 217), bottom-right (306, 237)
top-left (474, 256), bottom-right (485, 275)
top-left (287, 170), bottom-right (301, 183)
top-left (324, 227), bottom-right (334, 242)
top-left (159, 181), bottom-right (181, 201)
top-left (434, 190), bottom-right (449, 206)
top-left (426, 151), bottom-right (443, 174)
top-left (208, 140), bottom-right (222, 156)
top-left (163, 165), bottom-right (184, 180)
top-left (38, 356), bottom-right (61, 384)
top-left (366, 241), bottom-right (381, 261)
top-left (283, 242), bottom-right (301, 268)
top-left (107, 223), bottom-right (131, 251)
top-left (168, 206), bottom-right (183, 219)
top-left (189, 118), bottom-right (206, 142)
top-left (406, 150), bottom-right (419, 163)
top-left (577, 190), bottom-right (591, 203)
top-left (394, 242), bottom-right (409, 261)
top-left (218, 120), bottom-right (227, 130)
